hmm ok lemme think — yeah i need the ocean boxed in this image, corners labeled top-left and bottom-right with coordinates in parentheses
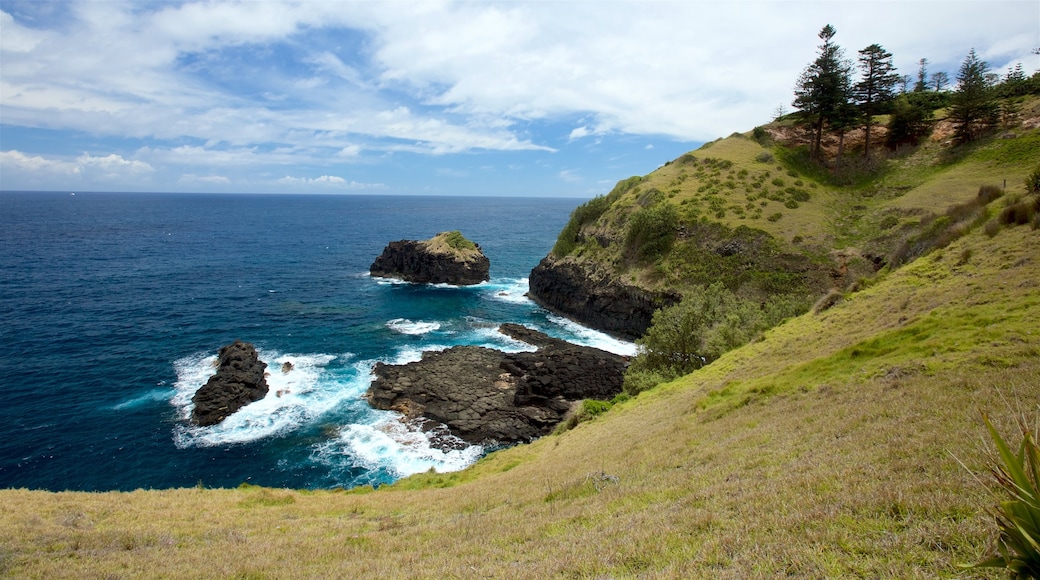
top-left (0, 191), bottom-right (635, 492)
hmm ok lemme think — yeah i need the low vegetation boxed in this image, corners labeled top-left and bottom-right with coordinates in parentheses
top-left (423, 230), bottom-right (481, 259)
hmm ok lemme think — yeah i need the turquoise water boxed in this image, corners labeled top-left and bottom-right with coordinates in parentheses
top-left (0, 192), bottom-right (634, 491)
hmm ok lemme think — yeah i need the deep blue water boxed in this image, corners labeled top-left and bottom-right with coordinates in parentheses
top-left (0, 191), bottom-right (633, 492)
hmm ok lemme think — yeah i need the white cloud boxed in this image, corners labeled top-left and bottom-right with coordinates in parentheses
top-left (179, 174), bottom-right (231, 185)
top-left (569, 126), bottom-right (592, 141)
top-left (2, 1), bottom-right (1039, 193)
top-left (77, 153), bottom-right (153, 174)
top-left (275, 174), bottom-right (384, 189)
top-left (0, 150), bottom-right (80, 174)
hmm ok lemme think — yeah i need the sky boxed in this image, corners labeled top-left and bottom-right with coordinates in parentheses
top-left (1, 1), bottom-right (1038, 197)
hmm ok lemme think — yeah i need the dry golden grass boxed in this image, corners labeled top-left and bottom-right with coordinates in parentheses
top-left (2, 208), bottom-right (1036, 578)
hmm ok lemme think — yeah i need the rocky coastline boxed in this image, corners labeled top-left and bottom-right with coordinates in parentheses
top-left (365, 323), bottom-right (628, 445)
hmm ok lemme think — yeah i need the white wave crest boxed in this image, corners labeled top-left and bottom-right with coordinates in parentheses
top-left (170, 349), bottom-right (341, 448)
top-left (387, 318), bottom-right (441, 335)
top-left (547, 314), bottom-right (638, 356)
top-left (483, 277), bottom-right (532, 305)
top-left (313, 415), bottom-right (483, 479)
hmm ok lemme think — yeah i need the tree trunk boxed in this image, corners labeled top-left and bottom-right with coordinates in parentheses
top-left (813, 116), bottom-right (825, 160)
top-left (863, 117), bottom-right (873, 161)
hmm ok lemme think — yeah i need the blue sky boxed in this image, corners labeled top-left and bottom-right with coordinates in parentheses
top-left (1, 1), bottom-right (1038, 197)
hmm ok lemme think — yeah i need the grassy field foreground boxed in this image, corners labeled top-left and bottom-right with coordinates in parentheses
top-left (2, 197), bottom-right (1038, 577)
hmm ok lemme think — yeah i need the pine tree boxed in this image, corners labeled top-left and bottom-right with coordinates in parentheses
top-left (914, 58), bottom-right (929, 92)
top-left (792, 25), bottom-right (853, 161)
top-left (950, 48), bottom-right (998, 143)
top-left (854, 44), bottom-right (900, 161)
top-left (930, 71), bottom-right (950, 92)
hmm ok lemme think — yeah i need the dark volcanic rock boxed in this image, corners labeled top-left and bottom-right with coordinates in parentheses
top-left (365, 323), bottom-right (628, 444)
top-left (191, 340), bottom-right (269, 426)
top-left (527, 256), bottom-right (680, 341)
top-left (370, 231), bottom-right (490, 285)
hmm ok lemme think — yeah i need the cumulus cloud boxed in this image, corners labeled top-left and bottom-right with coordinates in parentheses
top-left (276, 175), bottom-right (385, 189)
top-left (569, 126), bottom-right (592, 141)
top-left (179, 174), bottom-right (232, 185)
top-left (0, 150), bottom-right (80, 174)
top-left (77, 153), bottom-right (153, 173)
top-left (2, 1), bottom-right (1038, 193)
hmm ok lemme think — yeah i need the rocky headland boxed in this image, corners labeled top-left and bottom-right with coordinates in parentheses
top-left (191, 340), bottom-right (269, 426)
top-left (365, 323), bottom-right (628, 444)
top-left (370, 230), bottom-right (490, 285)
top-left (527, 256), bottom-right (681, 341)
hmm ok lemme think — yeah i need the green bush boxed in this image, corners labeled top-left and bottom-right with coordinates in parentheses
top-left (624, 284), bottom-right (807, 392)
top-left (441, 231), bottom-right (477, 251)
top-left (964, 414), bottom-right (1040, 576)
top-left (1026, 164), bottom-right (1040, 193)
top-left (625, 204), bottom-right (678, 262)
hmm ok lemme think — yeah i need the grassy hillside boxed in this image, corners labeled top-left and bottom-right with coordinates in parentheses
top-left (3, 112), bottom-right (1039, 577)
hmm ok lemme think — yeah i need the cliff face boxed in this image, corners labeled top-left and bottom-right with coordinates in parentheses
top-left (528, 256), bottom-right (680, 341)
top-left (370, 231), bottom-right (490, 285)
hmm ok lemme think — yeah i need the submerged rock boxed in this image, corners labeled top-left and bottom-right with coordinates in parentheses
top-left (370, 230), bottom-right (490, 285)
top-left (365, 324), bottom-right (628, 444)
top-left (191, 340), bottom-right (269, 426)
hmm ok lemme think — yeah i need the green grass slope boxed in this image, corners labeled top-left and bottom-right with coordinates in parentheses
top-left (2, 115), bottom-right (1039, 578)
top-left (3, 192), bottom-right (1038, 579)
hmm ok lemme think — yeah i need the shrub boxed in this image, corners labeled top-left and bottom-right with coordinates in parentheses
top-left (978, 184), bottom-right (1005, 204)
top-left (1000, 196), bottom-right (1040, 226)
top-left (441, 231), bottom-right (477, 251)
top-left (790, 189), bottom-right (811, 202)
top-left (1026, 164), bottom-right (1040, 193)
top-left (625, 284), bottom-right (807, 391)
top-left (755, 151), bottom-right (774, 164)
top-left (625, 204), bottom-right (678, 262)
top-left (784, 200), bottom-right (800, 209)
top-left (812, 289), bottom-right (843, 314)
top-left (767, 212), bottom-right (783, 222)
top-left (879, 215), bottom-right (899, 230)
top-left (964, 414), bottom-right (1040, 576)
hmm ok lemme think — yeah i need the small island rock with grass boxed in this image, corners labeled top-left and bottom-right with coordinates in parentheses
top-left (365, 323), bottom-right (627, 444)
top-left (370, 230), bottom-right (490, 285)
top-left (191, 340), bottom-right (269, 426)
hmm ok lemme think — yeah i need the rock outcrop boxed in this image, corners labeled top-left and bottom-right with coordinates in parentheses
top-left (527, 256), bottom-right (681, 341)
top-left (370, 230), bottom-right (490, 285)
top-left (191, 340), bottom-right (269, 426)
top-left (365, 324), bottom-right (627, 444)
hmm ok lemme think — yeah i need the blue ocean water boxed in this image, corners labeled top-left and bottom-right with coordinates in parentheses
top-left (0, 191), bottom-right (635, 492)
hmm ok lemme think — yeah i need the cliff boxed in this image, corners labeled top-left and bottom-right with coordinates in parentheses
top-left (370, 230), bottom-right (490, 285)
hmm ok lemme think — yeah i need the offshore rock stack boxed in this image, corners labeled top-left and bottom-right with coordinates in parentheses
top-left (370, 231), bottom-right (490, 285)
top-left (191, 340), bottom-right (269, 426)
